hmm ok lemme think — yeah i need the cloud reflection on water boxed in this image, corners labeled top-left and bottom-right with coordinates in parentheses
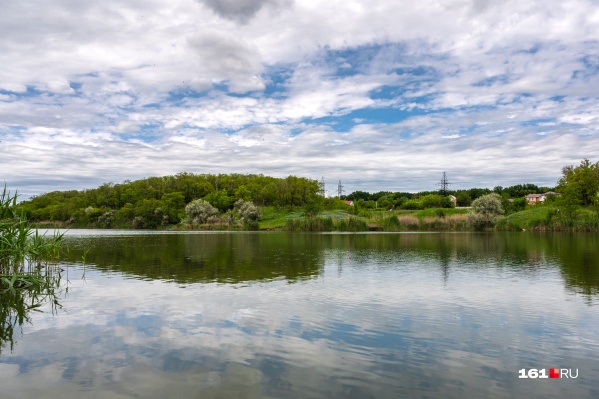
top-left (0, 232), bottom-right (598, 398)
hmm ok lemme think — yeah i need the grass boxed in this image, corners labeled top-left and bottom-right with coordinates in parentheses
top-left (497, 205), bottom-right (599, 232)
top-left (258, 206), bottom-right (473, 232)
top-left (257, 205), bottom-right (371, 232)
top-left (499, 206), bottom-right (553, 230)
top-left (413, 208), bottom-right (469, 218)
top-left (33, 201), bottom-right (599, 233)
top-left (285, 216), bottom-right (369, 232)
top-left (373, 213), bottom-right (470, 231)
top-left (259, 207), bottom-right (305, 230)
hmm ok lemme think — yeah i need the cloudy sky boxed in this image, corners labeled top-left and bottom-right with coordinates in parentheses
top-left (1, 0), bottom-right (599, 197)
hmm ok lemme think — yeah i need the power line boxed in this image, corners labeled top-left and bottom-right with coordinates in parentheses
top-left (337, 180), bottom-right (345, 198)
top-left (319, 177), bottom-right (326, 196)
top-left (436, 172), bottom-right (452, 195)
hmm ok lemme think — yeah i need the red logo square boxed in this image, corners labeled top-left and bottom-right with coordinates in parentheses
top-left (550, 368), bottom-right (560, 378)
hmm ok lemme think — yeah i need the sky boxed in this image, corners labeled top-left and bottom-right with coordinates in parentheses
top-left (1, 0), bottom-right (599, 198)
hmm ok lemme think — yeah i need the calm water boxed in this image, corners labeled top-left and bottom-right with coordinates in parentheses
top-left (1, 231), bottom-right (598, 398)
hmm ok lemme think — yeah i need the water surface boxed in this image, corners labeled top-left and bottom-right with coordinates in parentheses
top-left (1, 231), bottom-right (597, 398)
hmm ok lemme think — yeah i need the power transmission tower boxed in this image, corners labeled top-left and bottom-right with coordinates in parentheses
top-left (337, 180), bottom-right (345, 198)
top-left (319, 177), bottom-right (326, 196)
top-left (436, 172), bottom-right (452, 195)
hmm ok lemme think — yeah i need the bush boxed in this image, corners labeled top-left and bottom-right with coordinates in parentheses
top-left (511, 197), bottom-right (527, 213)
top-left (420, 194), bottom-right (443, 209)
top-left (132, 216), bottom-right (145, 229)
top-left (401, 199), bottom-right (422, 210)
top-left (468, 193), bottom-right (504, 230)
top-left (184, 199), bottom-right (219, 224)
top-left (234, 199), bottom-right (261, 223)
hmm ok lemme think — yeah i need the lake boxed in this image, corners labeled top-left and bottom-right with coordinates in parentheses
top-left (1, 231), bottom-right (598, 398)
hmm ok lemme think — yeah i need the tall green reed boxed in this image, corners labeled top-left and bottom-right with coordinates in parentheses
top-left (0, 185), bottom-right (64, 282)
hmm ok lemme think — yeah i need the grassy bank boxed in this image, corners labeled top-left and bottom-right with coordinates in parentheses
top-left (497, 206), bottom-right (599, 232)
top-left (259, 205), bottom-right (599, 232)
top-left (32, 204), bottom-right (599, 233)
top-left (256, 207), bottom-right (471, 232)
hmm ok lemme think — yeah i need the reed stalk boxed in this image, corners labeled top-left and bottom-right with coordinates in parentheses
top-left (0, 185), bottom-right (64, 287)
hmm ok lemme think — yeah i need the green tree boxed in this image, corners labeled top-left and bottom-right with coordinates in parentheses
top-left (401, 199), bottom-right (422, 210)
top-left (377, 194), bottom-right (395, 210)
top-left (161, 192), bottom-right (186, 224)
top-left (204, 190), bottom-right (233, 212)
top-left (420, 194), bottom-right (452, 209)
top-left (558, 159), bottom-right (599, 206)
top-left (511, 197), bottom-right (528, 212)
top-left (456, 192), bottom-right (472, 207)
top-left (234, 185), bottom-right (252, 201)
top-left (361, 200), bottom-right (376, 209)
top-left (302, 195), bottom-right (323, 218)
top-left (116, 203), bottom-right (135, 226)
top-left (134, 199), bottom-right (163, 229)
top-left (345, 191), bottom-right (371, 201)
top-left (465, 188), bottom-right (492, 201)
top-left (323, 197), bottom-right (351, 211)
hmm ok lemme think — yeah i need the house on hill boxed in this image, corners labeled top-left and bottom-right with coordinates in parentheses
top-left (525, 192), bottom-right (560, 204)
top-left (525, 194), bottom-right (544, 204)
top-left (448, 195), bottom-right (457, 207)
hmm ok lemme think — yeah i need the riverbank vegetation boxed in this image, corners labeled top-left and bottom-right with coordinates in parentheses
top-left (14, 159), bottom-right (599, 232)
top-left (1, 186), bottom-right (64, 290)
top-left (498, 158), bottom-right (599, 232)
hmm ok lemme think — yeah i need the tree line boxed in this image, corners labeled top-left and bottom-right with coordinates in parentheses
top-left (15, 159), bottom-right (598, 230)
top-left (342, 183), bottom-right (555, 212)
top-left (18, 173), bottom-right (320, 229)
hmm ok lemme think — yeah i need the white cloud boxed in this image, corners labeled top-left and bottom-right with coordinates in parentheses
top-left (187, 30), bottom-right (264, 93)
top-left (0, 83), bottom-right (27, 93)
top-left (1, 0), bottom-right (598, 196)
top-left (41, 79), bottom-right (75, 95)
top-left (114, 120), bottom-right (140, 133)
top-left (198, 0), bottom-right (293, 23)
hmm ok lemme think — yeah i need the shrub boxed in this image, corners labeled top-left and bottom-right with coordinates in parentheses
top-left (184, 199), bottom-right (219, 224)
top-left (468, 193), bottom-right (504, 230)
top-left (132, 216), bottom-right (145, 229)
top-left (234, 200), bottom-right (261, 223)
top-left (402, 199), bottom-right (422, 210)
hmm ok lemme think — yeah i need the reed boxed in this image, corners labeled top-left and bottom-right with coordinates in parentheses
top-left (285, 216), bottom-right (367, 232)
top-left (0, 186), bottom-right (64, 286)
